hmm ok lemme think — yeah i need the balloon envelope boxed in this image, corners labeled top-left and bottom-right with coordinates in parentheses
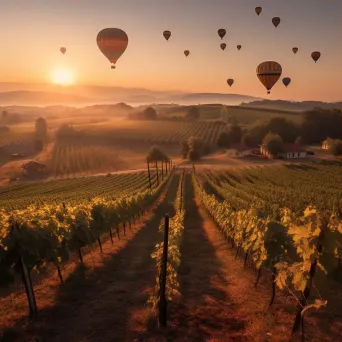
top-left (292, 47), bottom-right (298, 54)
top-left (255, 7), bottom-right (262, 16)
top-left (218, 29), bottom-right (226, 39)
top-left (272, 17), bottom-right (281, 28)
top-left (97, 28), bottom-right (128, 68)
top-left (311, 51), bottom-right (321, 63)
top-left (184, 50), bottom-right (190, 57)
top-left (163, 30), bottom-right (171, 41)
top-left (256, 61), bottom-right (282, 94)
top-left (227, 79), bottom-right (234, 87)
top-left (220, 43), bottom-right (226, 51)
top-left (60, 47), bottom-right (66, 55)
top-left (237, 45), bottom-right (242, 50)
top-left (282, 77), bottom-right (291, 87)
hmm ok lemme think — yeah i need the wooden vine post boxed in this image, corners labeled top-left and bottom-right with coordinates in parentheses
top-left (147, 159), bottom-right (152, 190)
top-left (12, 223), bottom-right (38, 320)
top-left (158, 214), bottom-right (170, 328)
top-left (156, 161), bottom-right (159, 186)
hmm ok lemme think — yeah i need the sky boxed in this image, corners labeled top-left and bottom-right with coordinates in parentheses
top-left (0, 0), bottom-right (341, 101)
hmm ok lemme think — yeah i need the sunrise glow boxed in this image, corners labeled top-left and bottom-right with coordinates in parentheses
top-left (51, 69), bottom-right (74, 86)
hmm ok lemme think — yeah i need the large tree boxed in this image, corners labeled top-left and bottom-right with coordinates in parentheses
top-left (217, 122), bottom-right (242, 148)
top-left (301, 109), bottom-right (342, 144)
top-left (142, 107), bottom-right (157, 120)
top-left (35, 117), bottom-right (48, 139)
top-left (262, 132), bottom-right (284, 157)
top-left (183, 136), bottom-right (209, 161)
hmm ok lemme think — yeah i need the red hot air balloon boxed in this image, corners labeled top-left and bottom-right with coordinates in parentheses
top-left (311, 51), bottom-right (321, 63)
top-left (227, 79), bottom-right (234, 87)
top-left (163, 30), bottom-right (171, 41)
top-left (256, 61), bottom-right (282, 94)
top-left (292, 47), bottom-right (299, 54)
top-left (237, 45), bottom-right (242, 51)
top-left (282, 77), bottom-right (291, 87)
top-left (60, 47), bottom-right (66, 55)
top-left (255, 7), bottom-right (262, 16)
top-left (272, 17), bottom-right (281, 28)
top-left (218, 29), bottom-right (226, 39)
top-left (184, 50), bottom-right (190, 57)
top-left (220, 43), bottom-right (226, 51)
top-left (97, 28), bottom-right (129, 69)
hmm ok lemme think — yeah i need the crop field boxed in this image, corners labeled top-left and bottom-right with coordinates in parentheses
top-left (159, 104), bottom-right (301, 125)
top-left (80, 120), bottom-right (228, 146)
top-left (0, 170), bottom-right (157, 209)
top-left (199, 160), bottom-right (342, 215)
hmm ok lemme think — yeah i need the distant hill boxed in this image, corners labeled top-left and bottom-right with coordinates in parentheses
top-left (0, 91), bottom-right (95, 106)
top-left (0, 82), bottom-right (261, 106)
top-left (241, 99), bottom-right (342, 111)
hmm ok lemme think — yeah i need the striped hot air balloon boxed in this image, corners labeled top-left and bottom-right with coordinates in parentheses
top-left (97, 28), bottom-right (128, 69)
top-left (227, 79), bottom-right (234, 87)
top-left (292, 47), bottom-right (299, 54)
top-left (237, 45), bottom-right (242, 51)
top-left (311, 51), bottom-right (321, 63)
top-left (272, 17), bottom-right (281, 28)
top-left (184, 50), bottom-right (190, 57)
top-left (218, 29), bottom-right (226, 39)
top-left (163, 30), bottom-right (171, 41)
top-left (282, 77), bottom-right (291, 87)
top-left (220, 43), bottom-right (226, 51)
top-left (256, 61), bottom-right (282, 94)
top-left (60, 47), bottom-right (66, 55)
top-left (255, 7), bottom-right (262, 16)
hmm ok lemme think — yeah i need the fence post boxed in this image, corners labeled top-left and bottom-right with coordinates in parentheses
top-left (158, 214), bottom-right (169, 328)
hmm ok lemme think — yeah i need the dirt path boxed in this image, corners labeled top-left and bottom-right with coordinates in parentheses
top-left (156, 176), bottom-right (295, 341)
top-left (10, 174), bottom-right (180, 342)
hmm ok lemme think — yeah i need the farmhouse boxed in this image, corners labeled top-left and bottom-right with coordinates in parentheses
top-left (21, 161), bottom-right (45, 176)
top-left (227, 143), bottom-right (252, 157)
top-left (322, 138), bottom-right (335, 150)
top-left (260, 143), bottom-right (307, 159)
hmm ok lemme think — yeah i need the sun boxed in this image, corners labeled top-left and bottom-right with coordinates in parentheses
top-left (52, 69), bottom-right (74, 86)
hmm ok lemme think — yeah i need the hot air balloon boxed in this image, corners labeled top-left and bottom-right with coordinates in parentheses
top-left (227, 79), bottom-right (234, 87)
top-left (97, 28), bottom-right (128, 69)
top-left (282, 77), bottom-right (291, 87)
top-left (220, 43), bottom-right (226, 51)
top-left (272, 17), bottom-right (281, 28)
top-left (60, 47), bottom-right (66, 55)
top-left (255, 7), bottom-right (262, 16)
top-left (311, 51), bottom-right (321, 63)
top-left (218, 29), bottom-right (226, 40)
top-left (256, 61), bottom-right (282, 94)
top-left (184, 50), bottom-right (190, 57)
top-left (237, 45), bottom-right (242, 51)
top-left (163, 30), bottom-right (171, 41)
top-left (292, 47), bottom-right (298, 54)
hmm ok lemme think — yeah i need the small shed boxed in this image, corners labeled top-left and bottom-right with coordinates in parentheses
top-left (21, 161), bottom-right (45, 176)
top-left (280, 143), bottom-right (307, 159)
